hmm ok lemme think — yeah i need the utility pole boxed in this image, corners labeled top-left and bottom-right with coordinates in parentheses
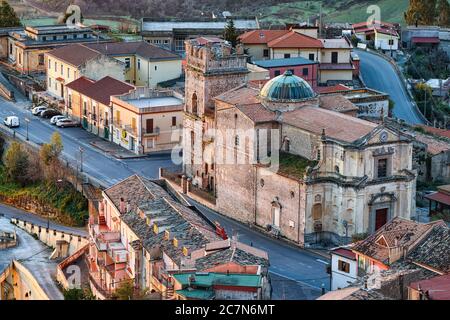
top-left (319, 3), bottom-right (323, 38)
top-left (25, 118), bottom-right (30, 141)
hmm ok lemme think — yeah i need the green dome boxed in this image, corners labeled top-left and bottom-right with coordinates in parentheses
top-left (260, 71), bottom-right (315, 102)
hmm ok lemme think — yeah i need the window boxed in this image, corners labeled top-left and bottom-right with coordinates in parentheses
top-left (377, 158), bottom-right (388, 178)
top-left (43, 36), bottom-right (47, 41)
top-left (48, 77), bottom-right (52, 88)
top-left (274, 70), bottom-right (281, 77)
top-left (172, 116), bottom-right (176, 127)
top-left (288, 69), bottom-right (295, 75)
top-left (53, 36), bottom-right (57, 41)
top-left (48, 59), bottom-right (51, 69)
top-left (309, 53), bottom-right (315, 61)
top-left (137, 59), bottom-right (141, 70)
top-left (146, 119), bottom-right (154, 133)
top-left (124, 58), bottom-right (130, 69)
top-left (313, 203), bottom-right (322, 221)
top-left (9, 44), bottom-right (12, 54)
top-left (338, 260), bottom-right (350, 273)
top-left (83, 34), bottom-right (88, 38)
top-left (191, 93), bottom-right (198, 115)
top-left (68, 94), bottom-right (72, 108)
top-left (284, 139), bottom-right (290, 152)
top-left (63, 35), bottom-right (67, 40)
top-left (83, 102), bottom-right (87, 116)
top-left (284, 53), bottom-right (291, 58)
top-left (331, 52), bottom-right (338, 64)
top-left (235, 135), bottom-right (239, 146)
top-left (38, 54), bottom-right (44, 65)
top-left (54, 62), bottom-right (57, 70)
top-left (67, 67), bottom-right (70, 79)
top-left (18, 53), bottom-right (21, 65)
top-left (61, 64), bottom-right (63, 75)
top-left (154, 65), bottom-right (157, 71)
top-left (335, 165), bottom-right (340, 174)
top-left (263, 49), bottom-right (269, 57)
top-left (388, 39), bottom-right (394, 46)
top-left (302, 68), bottom-right (309, 76)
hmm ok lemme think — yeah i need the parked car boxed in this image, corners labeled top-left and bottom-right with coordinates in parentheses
top-left (32, 106), bottom-right (47, 116)
top-left (4, 116), bottom-right (20, 128)
top-left (56, 119), bottom-right (78, 128)
top-left (41, 109), bottom-right (61, 119)
top-left (50, 115), bottom-right (67, 125)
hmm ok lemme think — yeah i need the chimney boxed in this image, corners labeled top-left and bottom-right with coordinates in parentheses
top-left (119, 198), bottom-right (126, 214)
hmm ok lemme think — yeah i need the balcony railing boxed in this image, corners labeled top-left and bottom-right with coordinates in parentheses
top-left (143, 127), bottom-right (160, 137)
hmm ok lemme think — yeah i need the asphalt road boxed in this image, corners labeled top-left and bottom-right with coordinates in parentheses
top-left (0, 79), bottom-right (330, 300)
top-left (0, 217), bottom-right (63, 300)
top-left (356, 49), bottom-right (426, 125)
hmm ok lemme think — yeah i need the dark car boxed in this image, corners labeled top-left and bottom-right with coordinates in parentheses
top-left (41, 109), bottom-right (62, 119)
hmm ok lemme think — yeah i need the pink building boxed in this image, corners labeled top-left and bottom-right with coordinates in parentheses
top-left (252, 57), bottom-right (319, 88)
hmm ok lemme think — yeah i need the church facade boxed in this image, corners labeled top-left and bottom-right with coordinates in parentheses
top-left (182, 38), bottom-right (416, 246)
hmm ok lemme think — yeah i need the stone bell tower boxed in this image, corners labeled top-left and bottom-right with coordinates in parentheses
top-left (183, 38), bottom-right (248, 192)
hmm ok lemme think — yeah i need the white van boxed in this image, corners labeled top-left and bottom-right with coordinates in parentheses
top-left (4, 116), bottom-right (20, 128)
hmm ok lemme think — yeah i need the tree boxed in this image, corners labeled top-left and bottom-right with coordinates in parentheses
top-left (40, 132), bottom-right (63, 166)
top-left (0, 1), bottom-right (21, 28)
top-left (404, 0), bottom-right (437, 26)
top-left (436, 0), bottom-right (450, 27)
top-left (112, 280), bottom-right (135, 300)
top-left (63, 287), bottom-right (94, 300)
top-left (223, 19), bottom-right (239, 47)
top-left (4, 142), bottom-right (29, 186)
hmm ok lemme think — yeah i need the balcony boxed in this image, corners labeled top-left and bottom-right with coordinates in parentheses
top-left (143, 127), bottom-right (160, 137)
top-left (123, 124), bottom-right (137, 136)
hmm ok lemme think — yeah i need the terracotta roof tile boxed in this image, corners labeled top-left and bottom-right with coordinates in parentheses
top-left (236, 103), bottom-right (277, 123)
top-left (409, 274), bottom-right (450, 300)
top-left (65, 76), bottom-right (95, 92)
top-left (239, 30), bottom-right (290, 44)
top-left (85, 41), bottom-right (181, 61)
top-left (281, 106), bottom-right (377, 143)
top-left (215, 85), bottom-right (261, 105)
top-left (319, 94), bottom-right (359, 113)
top-left (82, 76), bottom-right (134, 106)
top-left (315, 84), bottom-right (351, 94)
top-left (47, 43), bottom-right (101, 67)
top-left (267, 31), bottom-right (323, 49)
top-left (352, 217), bottom-right (439, 265)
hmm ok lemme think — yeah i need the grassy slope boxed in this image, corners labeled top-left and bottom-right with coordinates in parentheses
top-left (256, 0), bottom-right (409, 25)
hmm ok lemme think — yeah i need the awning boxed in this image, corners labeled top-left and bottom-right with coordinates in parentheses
top-left (425, 192), bottom-right (450, 206)
top-left (56, 77), bottom-right (65, 82)
top-left (412, 37), bottom-right (440, 44)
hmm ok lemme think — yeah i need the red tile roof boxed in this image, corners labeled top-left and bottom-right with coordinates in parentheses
top-left (282, 106), bottom-right (377, 143)
top-left (66, 76), bottom-right (134, 106)
top-left (65, 76), bottom-right (96, 92)
top-left (418, 125), bottom-right (450, 139)
top-left (47, 43), bottom-right (101, 67)
top-left (425, 191), bottom-right (450, 206)
top-left (319, 94), bottom-right (359, 113)
top-left (332, 248), bottom-right (356, 260)
top-left (267, 31), bottom-right (323, 49)
top-left (239, 30), bottom-right (289, 44)
top-left (315, 84), bottom-right (351, 94)
top-left (409, 274), bottom-right (450, 300)
top-left (236, 103), bottom-right (277, 123)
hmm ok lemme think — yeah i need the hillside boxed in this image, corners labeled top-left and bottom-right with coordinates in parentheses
top-left (11, 0), bottom-right (409, 25)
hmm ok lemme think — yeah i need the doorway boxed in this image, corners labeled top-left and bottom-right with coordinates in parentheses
top-left (375, 208), bottom-right (388, 230)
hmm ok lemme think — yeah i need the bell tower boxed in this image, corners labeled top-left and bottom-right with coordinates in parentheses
top-left (183, 38), bottom-right (248, 192)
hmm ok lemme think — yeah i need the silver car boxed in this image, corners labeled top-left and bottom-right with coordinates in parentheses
top-left (56, 119), bottom-right (78, 128)
top-left (50, 115), bottom-right (67, 125)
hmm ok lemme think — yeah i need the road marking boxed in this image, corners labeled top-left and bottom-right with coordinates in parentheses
top-left (316, 259), bottom-right (330, 265)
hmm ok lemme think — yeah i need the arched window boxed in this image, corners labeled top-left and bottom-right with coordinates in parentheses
top-left (335, 165), bottom-right (340, 174)
top-left (271, 198), bottom-right (282, 228)
top-left (192, 93), bottom-right (198, 115)
top-left (313, 203), bottom-right (322, 221)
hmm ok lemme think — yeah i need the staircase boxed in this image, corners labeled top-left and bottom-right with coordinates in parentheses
top-left (98, 215), bottom-right (106, 225)
top-left (166, 286), bottom-right (175, 299)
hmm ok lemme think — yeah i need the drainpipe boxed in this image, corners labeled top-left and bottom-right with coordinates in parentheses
top-left (254, 165), bottom-right (257, 226)
top-left (298, 181), bottom-right (302, 244)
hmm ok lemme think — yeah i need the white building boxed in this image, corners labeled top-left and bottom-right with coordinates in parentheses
top-left (330, 247), bottom-right (357, 290)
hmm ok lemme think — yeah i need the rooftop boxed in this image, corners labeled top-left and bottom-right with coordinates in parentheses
top-left (142, 18), bottom-right (258, 32)
top-left (320, 38), bottom-right (352, 49)
top-left (85, 41), bottom-right (181, 61)
top-left (319, 94), bottom-right (359, 114)
top-left (260, 71), bottom-right (316, 102)
top-left (173, 272), bottom-right (262, 288)
top-left (267, 31), bottom-right (324, 48)
top-left (252, 57), bottom-right (318, 68)
top-left (47, 43), bottom-right (101, 67)
top-left (276, 152), bottom-right (316, 180)
top-left (407, 224), bottom-right (450, 274)
top-left (409, 274), bottom-right (450, 300)
top-left (176, 289), bottom-right (215, 300)
top-left (113, 88), bottom-right (184, 112)
top-left (66, 76), bottom-right (134, 106)
top-left (352, 217), bottom-right (441, 265)
top-left (239, 29), bottom-right (289, 44)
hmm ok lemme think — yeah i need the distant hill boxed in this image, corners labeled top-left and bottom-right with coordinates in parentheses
top-left (17, 0), bottom-right (409, 25)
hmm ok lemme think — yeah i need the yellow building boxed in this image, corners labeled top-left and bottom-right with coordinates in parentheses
top-left (46, 44), bottom-right (126, 101)
top-left (111, 87), bottom-right (184, 154)
top-left (7, 25), bottom-right (109, 74)
top-left (83, 41), bottom-right (183, 87)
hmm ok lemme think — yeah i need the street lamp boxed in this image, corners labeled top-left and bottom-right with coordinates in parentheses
top-left (79, 147), bottom-right (84, 173)
top-left (25, 118), bottom-right (30, 141)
